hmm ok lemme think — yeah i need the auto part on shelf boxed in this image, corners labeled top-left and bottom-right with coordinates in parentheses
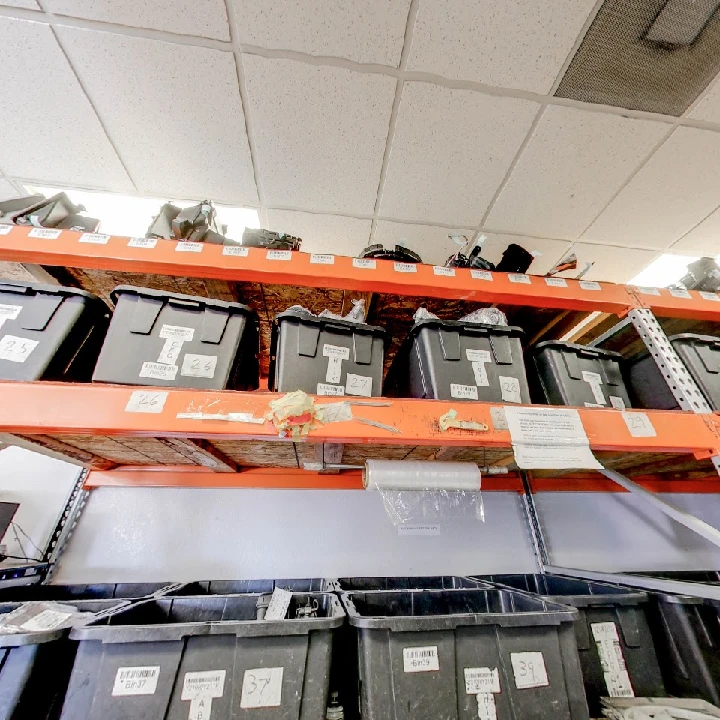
top-left (146, 200), bottom-right (228, 244)
top-left (0, 193), bottom-right (99, 232)
top-left (445, 235), bottom-right (496, 270)
top-left (358, 243), bottom-right (422, 263)
top-left (241, 227), bottom-right (302, 250)
top-left (546, 253), bottom-right (578, 277)
top-left (679, 257), bottom-right (720, 293)
top-left (495, 242), bottom-right (535, 273)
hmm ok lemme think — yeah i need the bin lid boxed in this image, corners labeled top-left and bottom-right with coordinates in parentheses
top-left (530, 340), bottom-right (623, 360)
top-left (0, 279), bottom-right (101, 302)
top-left (667, 333), bottom-right (720, 345)
top-left (273, 308), bottom-right (387, 340)
top-left (111, 285), bottom-right (257, 317)
top-left (409, 318), bottom-right (524, 337)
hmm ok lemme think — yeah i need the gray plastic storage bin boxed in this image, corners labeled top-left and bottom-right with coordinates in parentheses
top-left (269, 308), bottom-right (387, 397)
top-left (342, 587), bottom-right (589, 720)
top-left (172, 579), bottom-right (326, 595)
top-left (92, 286), bottom-right (259, 390)
top-left (331, 577), bottom-right (490, 591)
top-left (0, 583), bottom-right (175, 603)
top-left (0, 280), bottom-right (109, 382)
top-left (385, 319), bottom-right (530, 403)
top-left (527, 341), bottom-right (631, 408)
top-left (626, 334), bottom-right (720, 410)
top-left (476, 574), bottom-right (665, 716)
top-left (61, 593), bottom-right (344, 720)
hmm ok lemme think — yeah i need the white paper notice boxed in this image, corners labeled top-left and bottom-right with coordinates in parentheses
top-left (545, 277), bottom-right (568, 288)
top-left (451, 383), bottom-right (479, 400)
top-left (345, 373), bottom-right (372, 397)
top-left (182, 669), bottom-right (226, 718)
top-left (700, 291), bottom-right (720, 302)
top-left (222, 245), bottom-right (249, 257)
top-left (0, 304), bottom-right (22, 331)
top-left (609, 396), bottom-right (626, 410)
top-left (181, 354), bottom-right (217, 378)
top-left (267, 250), bottom-right (291, 261)
top-left (579, 281), bottom-right (601, 291)
top-left (160, 325), bottom-right (195, 341)
top-left (28, 228), bottom-right (61, 239)
top-left (353, 258), bottom-right (376, 269)
top-left (323, 343), bottom-right (349, 383)
top-left (508, 273), bottom-right (531, 284)
top-left (471, 270), bottom-right (493, 281)
top-left (264, 588), bottom-right (292, 620)
top-left (240, 667), bottom-right (283, 709)
top-left (433, 266), bottom-right (455, 277)
top-left (669, 286), bottom-right (691, 299)
top-left (464, 667), bottom-right (500, 694)
top-left (403, 646), bottom-right (439, 673)
top-left (397, 524), bottom-right (441, 537)
top-left (316, 383), bottom-right (345, 396)
top-left (79, 232), bottom-right (110, 245)
top-left (467, 349), bottom-right (491, 387)
top-left (510, 652), bottom-right (549, 689)
top-left (581, 370), bottom-right (606, 405)
top-left (0, 335), bottom-right (38, 363)
top-left (176, 241), bottom-right (203, 253)
top-left (499, 376), bottom-right (522, 404)
top-left (128, 237), bottom-right (157, 249)
top-left (20, 609), bottom-right (72, 631)
top-left (0, 225), bottom-right (11, 235)
top-left (591, 622), bottom-right (634, 698)
top-left (477, 693), bottom-right (498, 720)
top-left (634, 286), bottom-right (660, 296)
top-left (139, 362), bottom-right (178, 381)
top-left (112, 666), bottom-right (160, 696)
top-left (125, 390), bottom-right (168, 413)
top-left (621, 411), bottom-right (656, 437)
top-left (394, 262), bottom-right (417, 273)
top-left (504, 406), bottom-right (602, 470)
top-left (157, 339), bottom-right (184, 366)
top-left (310, 253), bottom-right (334, 264)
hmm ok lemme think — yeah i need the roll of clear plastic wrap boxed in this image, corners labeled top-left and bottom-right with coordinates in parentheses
top-left (364, 460), bottom-right (481, 491)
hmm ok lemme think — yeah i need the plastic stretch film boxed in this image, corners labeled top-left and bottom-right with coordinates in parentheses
top-left (364, 460), bottom-right (485, 527)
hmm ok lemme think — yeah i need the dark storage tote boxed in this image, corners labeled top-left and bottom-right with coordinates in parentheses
top-left (0, 280), bottom-right (109, 382)
top-left (0, 582), bottom-right (177, 603)
top-left (527, 341), bottom-right (631, 408)
top-left (385, 319), bottom-right (530, 404)
top-left (170, 579), bottom-right (327, 595)
top-left (92, 286), bottom-right (259, 390)
top-left (269, 308), bottom-right (387, 397)
top-left (330, 577), bottom-right (491, 591)
top-left (342, 587), bottom-right (589, 720)
top-left (476, 574), bottom-right (665, 716)
top-left (626, 334), bottom-right (720, 410)
top-left (60, 593), bottom-right (344, 720)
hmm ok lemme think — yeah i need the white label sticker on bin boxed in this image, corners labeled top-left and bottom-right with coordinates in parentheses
top-left (182, 670), bottom-right (226, 700)
top-left (403, 646), bottom-right (439, 673)
top-left (20, 609), bottom-right (73, 631)
top-left (591, 622), bottom-right (634, 698)
top-left (477, 693), bottom-right (498, 720)
top-left (510, 652), bottom-right (548, 689)
top-left (466, 349), bottom-right (492, 388)
top-left (317, 383), bottom-right (345, 396)
top-left (157, 339), bottom-right (184, 366)
top-left (125, 390), bottom-right (168, 413)
top-left (0, 225), bottom-right (11, 235)
top-left (508, 273), bottom-right (531, 284)
top-left (700, 291), bottom-right (720, 302)
top-left (621, 411), bottom-right (656, 437)
top-left (265, 588), bottom-right (292, 620)
top-left (634, 286), bottom-right (660, 296)
top-left (581, 370), bottom-right (606, 405)
top-left (471, 270), bottom-right (493, 281)
top-left (345, 373), bottom-right (372, 397)
top-left (240, 667), bottom-right (283, 708)
top-left (128, 237), bottom-right (157, 249)
top-left (451, 383), bottom-right (478, 400)
top-left (433, 266), bottom-right (455, 277)
top-left (267, 249), bottom-right (292, 260)
top-left (222, 245), bottom-right (249, 257)
top-left (394, 262), bottom-right (417, 273)
top-left (579, 281), bottom-right (601, 291)
top-left (0, 335), bottom-right (38, 363)
top-left (28, 228), bottom-right (61, 239)
top-left (545, 277), bottom-right (567, 288)
top-left (499, 376), bottom-right (522, 404)
top-left (466, 349), bottom-right (492, 362)
top-left (159, 325), bottom-right (195, 341)
top-left (181, 354), bottom-right (217, 379)
top-left (323, 344), bottom-right (350, 359)
top-left (464, 667), bottom-right (500, 694)
top-left (323, 345), bottom-right (349, 383)
top-left (669, 286), bottom-right (692, 299)
top-left (609, 395), bottom-right (626, 410)
top-left (139, 361), bottom-right (178, 381)
top-left (0, 304), bottom-right (22, 331)
top-left (353, 258), bottom-right (376, 269)
top-left (79, 232), bottom-right (110, 245)
top-left (397, 524), bottom-right (440, 537)
top-left (310, 253), bottom-right (335, 264)
top-left (176, 241), bottom-right (203, 253)
top-left (112, 666), bottom-right (161, 696)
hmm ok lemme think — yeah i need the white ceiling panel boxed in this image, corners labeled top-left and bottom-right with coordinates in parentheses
top-left (267, 209), bottom-right (371, 256)
top-left (688, 76), bottom-right (720, 122)
top-left (669, 206), bottom-right (720, 256)
top-left (235, 0), bottom-right (411, 66)
top-left (373, 221), bottom-right (473, 266)
top-left (0, 180), bottom-right (20, 201)
top-left (1, 0), bottom-right (40, 8)
top-left (583, 127), bottom-right (720, 250)
top-left (46, 0), bottom-right (230, 40)
top-left (243, 55), bottom-right (395, 214)
top-left (479, 233), bottom-right (572, 275)
top-left (0, 19), bottom-right (132, 191)
top-left (485, 106), bottom-right (668, 239)
top-left (379, 83), bottom-right (538, 226)
top-left (563, 243), bottom-right (658, 284)
top-left (407, 0), bottom-right (597, 93)
top-left (58, 27), bottom-right (258, 204)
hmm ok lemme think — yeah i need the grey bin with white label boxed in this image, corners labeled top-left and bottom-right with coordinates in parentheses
top-left (60, 593), bottom-right (344, 720)
top-left (473, 574), bottom-right (665, 717)
top-left (527, 341), bottom-right (632, 409)
top-left (269, 308), bottom-right (387, 396)
top-left (0, 280), bottom-right (109, 382)
top-left (384, 319), bottom-right (530, 403)
top-left (92, 286), bottom-right (259, 390)
top-left (341, 587), bottom-right (589, 720)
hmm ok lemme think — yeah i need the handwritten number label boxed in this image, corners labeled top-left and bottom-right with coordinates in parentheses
top-left (511, 652), bottom-right (549, 689)
top-left (240, 667), bottom-right (283, 708)
top-left (125, 390), bottom-right (168, 414)
top-left (345, 373), bottom-right (372, 397)
top-left (0, 335), bottom-right (38, 363)
top-left (621, 411), bottom-right (656, 437)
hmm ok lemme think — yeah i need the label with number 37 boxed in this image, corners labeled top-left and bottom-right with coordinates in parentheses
top-left (240, 667), bottom-right (283, 708)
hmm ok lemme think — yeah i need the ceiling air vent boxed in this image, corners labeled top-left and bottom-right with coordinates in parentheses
top-left (555, 0), bottom-right (720, 115)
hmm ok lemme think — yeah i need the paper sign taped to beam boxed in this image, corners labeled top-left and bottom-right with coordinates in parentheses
top-left (504, 406), bottom-right (602, 470)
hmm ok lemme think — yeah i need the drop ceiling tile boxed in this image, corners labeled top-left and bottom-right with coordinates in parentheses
top-left (235, 0), bottom-right (411, 66)
top-left (1, 0), bottom-right (40, 8)
top-left (58, 28), bottom-right (258, 204)
top-left (373, 221), bottom-right (474, 266)
top-left (485, 106), bottom-right (668, 239)
top-left (267, 210), bottom-right (371, 256)
top-left (407, 0), bottom-right (597, 93)
top-left (479, 233), bottom-right (572, 275)
top-left (0, 181), bottom-right (19, 201)
top-left (0, 19), bottom-right (132, 191)
top-left (243, 55), bottom-right (395, 214)
top-left (689, 76), bottom-right (720, 122)
top-left (564, 243), bottom-right (658, 284)
top-left (583, 127), bottom-right (720, 250)
top-left (46, 0), bottom-right (230, 40)
top-left (669, 207), bottom-right (720, 256)
top-left (379, 83), bottom-right (539, 226)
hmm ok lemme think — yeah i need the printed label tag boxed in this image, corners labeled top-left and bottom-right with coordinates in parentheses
top-left (125, 390), bottom-right (168, 414)
top-left (176, 241), bottom-right (203, 252)
top-left (621, 411), bottom-right (656, 437)
top-left (609, 395), bottom-right (626, 410)
top-left (0, 225), bottom-right (12, 235)
top-left (240, 667), bottom-right (283, 709)
top-left (669, 286), bottom-right (691, 299)
top-left (317, 383), bottom-right (345, 396)
top-left (579, 281), bottom-right (601, 291)
top-left (79, 232), bottom-right (110, 245)
top-left (323, 344), bottom-right (350, 360)
top-left (545, 277), bottom-right (568, 287)
top-left (634, 286), bottom-right (660, 296)
top-left (353, 258), bottom-right (376, 269)
top-left (464, 667), bottom-right (501, 694)
top-left (181, 354), bottom-right (217, 379)
top-left (397, 524), bottom-right (441, 537)
top-left (20, 609), bottom-right (73, 631)
top-left (511, 652), bottom-right (549, 689)
top-left (403, 646), bottom-right (439, 673)
top-left (499, 376), bottom-right (522, 404)
top-left (699, 291), bottom-right (720, 301)
top-left (467, 348), bottom-right (492, 387)
top-left (394, 262), bottom-right (417, 273)
top-left (591, 623), bottom-right (634, 698)
top-left (466, 349), bottom-right (492, 362)
top-left (139, 362), bottom-right (178, 381)
top-left (477, 693), bottom-right (498, 720)
top-left (267, 249), bottom-right (291, 260)
top-left (451, 383), bottom-right (478, 400)
top-left (0, 304), bottom-right (22, 332)
top-left (581, 370), bottom-right (606, 405)
top-left (264, 588), bottom-right (292, 620)
top-left (159, 325), bottom-right (195, 341)
top-left (508, 273), bottom-right (531, 284)
top-left (471, 270), bottom-right (493, 281)
top-left (345, 373), bottom-right (372, 397)
top-left (28, 228), bottom-right (61, 239)
top-left (310, 253), bottom-right (335, 264)
top-left (222, 245), bottom-right (249, 256)
top-left (325, 357), bottom-right (343, 383)
top-left (157, 339), bottom-right (185, 366)
top-left (181, 670), bottom-right (226, 700)
top-left (0, 335), bottom-right (38, 363)
top-left (433, 266), bottom-right (455, 277)
top-left (112, 666), bottom-right (161, 696)
top-left (128, 237), bottom-right (157, 248)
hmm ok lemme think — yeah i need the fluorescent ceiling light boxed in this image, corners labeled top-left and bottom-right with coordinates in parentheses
top-left (629, 253), bottom-right (700, 288)
top-left (28, 186), bottom-right (260, 241)
top-left (645, 0), bottom-right (720, 47)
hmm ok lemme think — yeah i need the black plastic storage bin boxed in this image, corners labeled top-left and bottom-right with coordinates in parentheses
top-left (331, 577), bottom-right (490, 591)
top-left (171, 579), bottom-right (327, 595)
top-left (0, 582), bottom-right (176, 603)
top-left (527, 341), bottom-right (631, 408)
top-left (61, 593), bottom-right (344, 720)
top-left (269, 308), bottom-right (387, 397)
top-left (92, 286), bottom-right (259, 390)
top-left (385, 319), bottom-right (530, 403)
top-left (342, 587), bottom-right (589, 720)
top-left (626, 334), bottom-right (720, 410)
top-left (476, 574), bottom-right (665, 716)
top-left (0, 280), bottom-right (109, 382)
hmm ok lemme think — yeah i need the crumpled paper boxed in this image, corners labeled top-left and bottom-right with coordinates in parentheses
top-left (266, 391), bottom-right (354, 438)
top-left (413, 306), bottom-right (507, 326)
top-left (286, 299), bottom-right (366, 324)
